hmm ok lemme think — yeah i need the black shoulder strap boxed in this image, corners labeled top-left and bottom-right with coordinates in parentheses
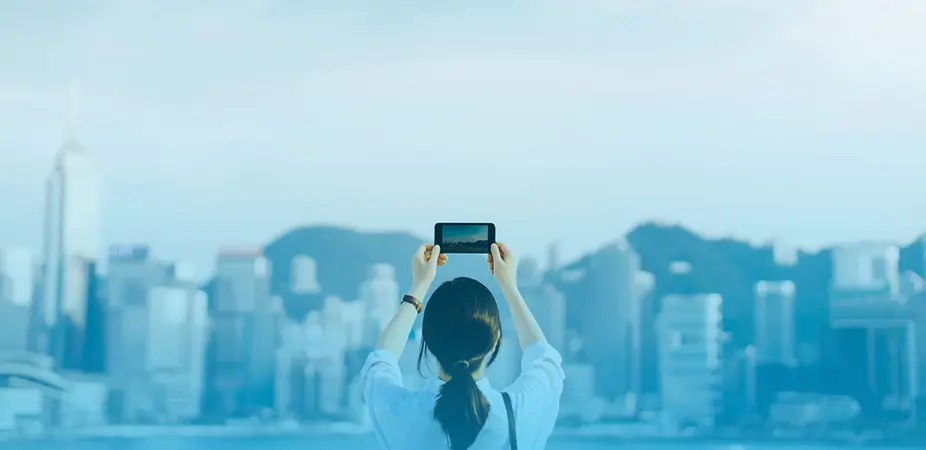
top-left (501, 391), bottom-right (518, 450)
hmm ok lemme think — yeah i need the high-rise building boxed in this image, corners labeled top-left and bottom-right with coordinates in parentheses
top-left (358, 264), bottom-right (398, 350)
top-left (657, 294), bottom-right (724, 428)
top-left (0, 248), bottom-right (36, 352)
top-left (40, 83), bottom-right (101, 368)
top-left (80, 260), bottom-right (106, 374)
top-left (585, 241), bottom-right (639, 402)
top-left (290, 255), bottom-right (320, 294)
top-left (105, 244), bottom-right (172, 423)
top-left (831, 242), bottom-right (900, 300)
top-left (822, 323), bottom-right (918, 418)
top-left (207, 248), bottom-right (274, 419)
top-left (274, 311), bottom-right (328, 420)
top-left (146, 283), bottom-right (209, 422)
top-left (754, 280), bottom-right (796, 366)
top-left (629, 271), bottom-right (655, 396)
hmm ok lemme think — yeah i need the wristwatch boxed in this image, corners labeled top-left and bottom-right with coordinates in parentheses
top-left (401, 294), bottom-right (423, 313)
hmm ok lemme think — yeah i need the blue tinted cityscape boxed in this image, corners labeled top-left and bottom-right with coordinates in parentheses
top-left (3, 3), bottom-right (926, 449)
top-left (2, 120), bottom-right (926, 449)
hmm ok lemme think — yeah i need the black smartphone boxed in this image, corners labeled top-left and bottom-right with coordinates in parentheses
top-left (434, 222), bottom-right (496, 254)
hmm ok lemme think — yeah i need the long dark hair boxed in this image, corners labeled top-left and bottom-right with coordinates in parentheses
top-left (417, 277), bottom-right (502, 450)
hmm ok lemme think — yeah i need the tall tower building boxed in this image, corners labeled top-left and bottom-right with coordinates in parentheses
top-left (146, 282), bottom-right (209, 422)
top-left (629, 271), bottom-right (655, 397)
top-left (658, 294), bottom-right (724, 428)
top-left (358, 264), bottom-right (399, 350)
top-left (207, 248), bottom-right (274, 419)
top-left (754, 280), bottom-right (797, 366)
top-left (585, 241), bottom-right (639, 402)
top-left (105, 244), bottom-right (172, 423)
top-left (40, 81), bottom-right (101, 368)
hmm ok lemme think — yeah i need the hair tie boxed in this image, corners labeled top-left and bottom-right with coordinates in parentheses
top-left (452, 360), bottom-right (471, 372)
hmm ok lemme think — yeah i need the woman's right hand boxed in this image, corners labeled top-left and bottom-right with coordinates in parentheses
top-left (488, 242), bottom-right (518, 290)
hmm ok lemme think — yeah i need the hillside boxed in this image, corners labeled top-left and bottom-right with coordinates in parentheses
top-left (262, 226), bottom-right (500, 321)
top-left (254, 223), bottom-right (924, 329)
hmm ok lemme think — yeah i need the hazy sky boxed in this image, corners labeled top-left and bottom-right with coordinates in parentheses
top-left (1, 0), bottom-right (925, 275)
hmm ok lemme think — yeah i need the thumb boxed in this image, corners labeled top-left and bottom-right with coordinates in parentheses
top-left (490, 243), bottom-right (502, 264)
top-left (429, 245), bottom-right (441, 267)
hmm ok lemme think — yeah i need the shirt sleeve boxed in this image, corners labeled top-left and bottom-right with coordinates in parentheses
top-left (509, 341), bottom-right (566, 401)
top-left (359, 349), bottom-right (404, 405)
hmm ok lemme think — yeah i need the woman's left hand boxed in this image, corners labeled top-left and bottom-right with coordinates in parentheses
top-left (411, 244), bottom-right (447, 291)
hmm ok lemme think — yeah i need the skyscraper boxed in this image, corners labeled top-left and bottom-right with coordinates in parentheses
top-left (585, 241), bottom-right (639, 402)
top-left (105, 244), bottom-right (173, 423)
top-left (358, 264), bottom-right (399, 350)
top-left (206, 248), bottom-right (274, 419)
top-left (146, 283), bottom-right (209, 422)
top-left (629, 271), bottom-right (655, 396)
top-left (658, 293), bottom-right (725, 428)
top-left (754, 280), bottom-right (796, 366)
top-left (40, 82), bottom-right (101, 368)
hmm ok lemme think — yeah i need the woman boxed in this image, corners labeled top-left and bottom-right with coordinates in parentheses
top-left (360, 242), bottom-right (565, 450)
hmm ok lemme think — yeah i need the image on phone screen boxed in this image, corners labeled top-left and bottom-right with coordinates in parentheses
top-left (434, 223), bottom-right (495, 254)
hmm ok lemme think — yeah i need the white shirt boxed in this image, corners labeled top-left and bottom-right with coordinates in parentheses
top-left (360, 341), bottom-right (566, 450)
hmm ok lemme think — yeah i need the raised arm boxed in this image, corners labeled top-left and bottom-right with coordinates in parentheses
top-left (490, 242), bottom-right (565, 432)
top-left (489, 242), bottom-right (546, 350)
top-left (376, 244), bottom-right (445, 358)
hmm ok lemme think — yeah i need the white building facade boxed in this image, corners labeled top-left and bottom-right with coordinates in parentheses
top-left (831, 242), bottom-right (900, 298)
top-left (146, 285), bottom-right (209, 422)
top-left (657, 293), bottom-right (724, 428)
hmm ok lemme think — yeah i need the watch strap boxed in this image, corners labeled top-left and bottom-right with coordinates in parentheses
top-left (401, 294), bottom-right (423, 313)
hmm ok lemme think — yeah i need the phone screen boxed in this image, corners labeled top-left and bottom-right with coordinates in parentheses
top-left (435, 223), bottom-right (495, 254)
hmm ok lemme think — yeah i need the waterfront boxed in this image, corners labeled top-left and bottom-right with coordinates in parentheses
top-left (7, 438), bottom-right (895, 450)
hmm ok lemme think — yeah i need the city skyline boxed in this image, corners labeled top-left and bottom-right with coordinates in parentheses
top-left (441, 225), bottom-right (489, 243)
top-left (3, 2), bottom-right (926, 445)
top-left (1, 1), bottom-right (925, 272)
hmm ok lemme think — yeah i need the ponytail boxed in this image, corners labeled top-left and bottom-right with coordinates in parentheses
top-left (433, 358), bottom-right (490, 450)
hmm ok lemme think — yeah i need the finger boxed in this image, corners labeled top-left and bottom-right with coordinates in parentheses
top-left (415, 244), bottom-right (428, 261)
top-left (490, 243), bottom-right (502, 262)
top-left (429, 245), bottom-right (441, 267)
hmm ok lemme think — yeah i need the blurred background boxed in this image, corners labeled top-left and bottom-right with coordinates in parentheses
top-left (1, 1), bottom-right (925, 449)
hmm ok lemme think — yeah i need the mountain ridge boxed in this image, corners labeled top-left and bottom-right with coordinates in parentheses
top-left (257, 222), bottom-right (924, 327)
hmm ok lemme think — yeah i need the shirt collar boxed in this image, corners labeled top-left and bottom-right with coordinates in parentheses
top-left (425, 376), bottom-right (493, 393)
